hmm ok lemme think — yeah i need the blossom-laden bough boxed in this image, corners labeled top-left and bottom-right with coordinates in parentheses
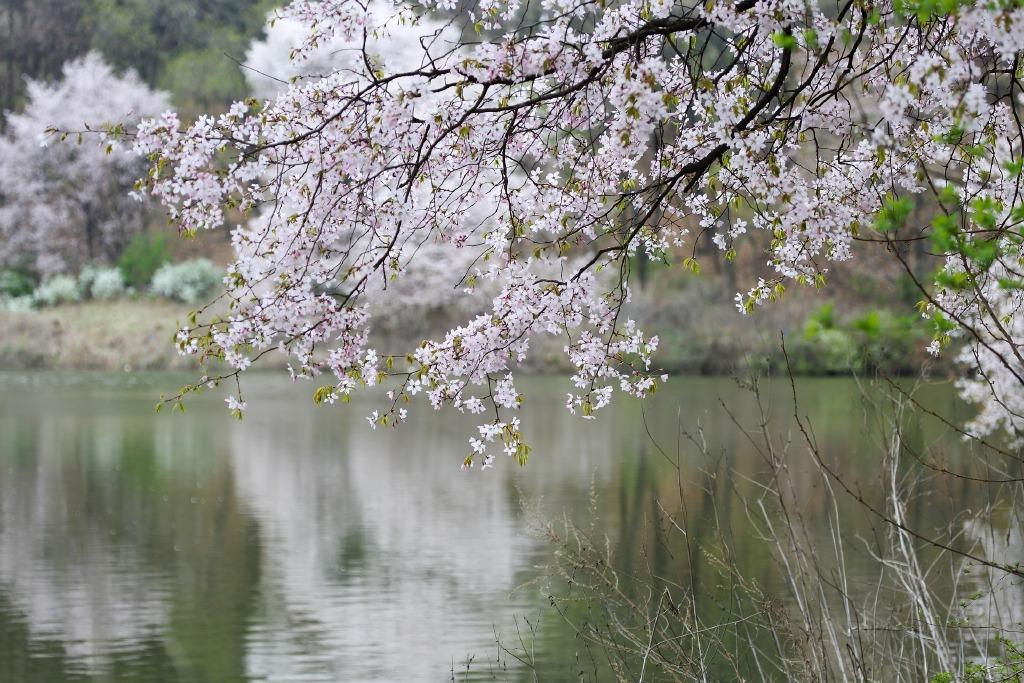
top-left (132, 0), bottom-right (1024, 466)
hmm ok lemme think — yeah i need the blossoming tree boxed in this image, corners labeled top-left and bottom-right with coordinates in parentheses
top-left (0, 53), bottom-right (168, 276)
top-left (132, 0), bottom-right (1024, 464)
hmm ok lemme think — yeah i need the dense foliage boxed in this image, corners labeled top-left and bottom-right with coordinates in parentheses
top-left (0, 0), bottom-right (278, 117)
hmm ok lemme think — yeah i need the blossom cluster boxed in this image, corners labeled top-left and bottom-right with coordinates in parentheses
top-left (133, 0), bottom-right (1024, 462)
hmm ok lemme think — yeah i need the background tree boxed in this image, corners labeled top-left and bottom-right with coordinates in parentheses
top-left (0, 53), bottom-right (167, 276)
top-left (0, 0), bottom-right (93, 116)
top-left (91, 0), bottom-right (279, 113)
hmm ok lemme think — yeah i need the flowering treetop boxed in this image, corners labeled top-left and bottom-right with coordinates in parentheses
top-left (1, 53), bottom-right (167, 275)
top-left (132, 0), bottom-right (1024, 464)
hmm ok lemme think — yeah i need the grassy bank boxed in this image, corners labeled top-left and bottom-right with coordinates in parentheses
top-left (0, 294), bottom-right (945, 376)
top-left (0, 301), bottom-right (197, 371)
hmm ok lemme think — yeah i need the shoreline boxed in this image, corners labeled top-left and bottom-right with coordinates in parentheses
top-left (0, 301), bottom-right (196, 372)
top-left (0, 300), bottom-right (942, 377)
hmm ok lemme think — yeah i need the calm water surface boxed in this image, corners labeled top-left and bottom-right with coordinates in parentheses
top-left (0, 372), bottom-right (1001, 681)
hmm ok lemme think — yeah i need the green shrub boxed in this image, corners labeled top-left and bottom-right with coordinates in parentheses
top-left (34, 275), bottom-right (81, 307)
top-left (797, 304), bottom-right (928, 375)
top-left (803, 303), bottom-right (837, 339)
top-left (851, 310), bottom-right (881, 336)
top-left (860, 310), bottom-right (924, 373)
top-left (0, 268), bottom-right (35, 298)
top-left (804, 328), bottom-right (863, 374)
top-left (150, 258), bottom-right (222, 303)
top-left (119, 232), bottom-right (170, 289)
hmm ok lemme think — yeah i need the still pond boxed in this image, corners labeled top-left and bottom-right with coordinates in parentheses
top-left (0, 372), bottom-right (1004, 681)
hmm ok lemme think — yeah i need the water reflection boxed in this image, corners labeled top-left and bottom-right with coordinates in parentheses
top-left (963, 515), bottom-right (1024, 635)
top-left (0, 372), bottom-right (1001, 681)
top-left (230, 394), bottom-right (541, 681)
top-left (0, 407), bottom-right (170, 678)
top-left (0, 373), bottom-right (625, 681)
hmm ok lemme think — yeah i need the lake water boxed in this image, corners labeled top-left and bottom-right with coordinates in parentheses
top-left (0, 372), bottom-right (1009, 681)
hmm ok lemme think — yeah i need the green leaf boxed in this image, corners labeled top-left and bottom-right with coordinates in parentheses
top-left (771, 31), bottom-right (797, 49)
top-left (874, 194), bottom-right (915, 233)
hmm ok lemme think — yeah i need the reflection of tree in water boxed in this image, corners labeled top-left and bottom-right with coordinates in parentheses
top-left (962, 514), bottom-right (1024, 640)
top-left (0, 388), bottom-right (260, 682)
top-left (2, 375), bottom-right (986, 681)
top-left (229, 387), bottom-right (617, 681)
top-left (525, 379), bottom-right (1003, 681)
top-left (0, 414), bottom-right (171, 677)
